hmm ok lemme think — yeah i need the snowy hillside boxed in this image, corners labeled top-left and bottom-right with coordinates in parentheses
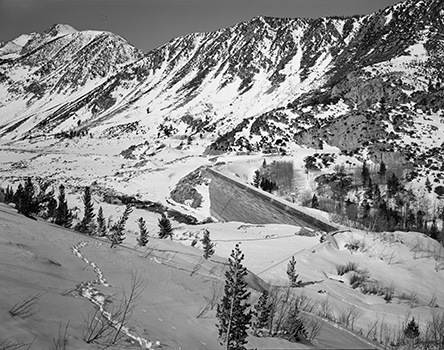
top-left (1, 193), bottom-right (443, 348)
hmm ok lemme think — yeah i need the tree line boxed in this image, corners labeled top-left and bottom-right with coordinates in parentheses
top-left (3, 178), bottom-right (175, 248)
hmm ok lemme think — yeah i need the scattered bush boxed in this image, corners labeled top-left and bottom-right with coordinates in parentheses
top-left (108, 204), bottom-right (132, 248)
top-left (348, 273), bottom-right (367, 289)
top-left (336, 261), bottom-right (359, 276)
top-left (344, 241), bottom-right (363, 253)
top-left (361, 281), bottom-right (384, 296)
top-left (337, 305), bottom-right (362, 331)
top-left (424, 311), bottom-right (444, 348)
top-left (382, 283), bottom-right (395, 302)
top-left (398, 291), bottom-right (418, 308)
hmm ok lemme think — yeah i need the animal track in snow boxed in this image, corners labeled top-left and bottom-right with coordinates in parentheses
top-left (71, 240), bottom-right (160, 349)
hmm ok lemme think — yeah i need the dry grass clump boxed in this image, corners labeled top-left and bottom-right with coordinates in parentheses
top-left (336, 261), bottom-right (359, 275)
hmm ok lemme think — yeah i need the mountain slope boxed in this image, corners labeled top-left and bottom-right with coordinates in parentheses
top-left (0, 0), bottom-right (443, 196)
top-left (0, 0), bottom-right (436, 140)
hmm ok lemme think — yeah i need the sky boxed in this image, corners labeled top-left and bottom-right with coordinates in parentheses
top-left (0, 0), bottom-right (404, 52)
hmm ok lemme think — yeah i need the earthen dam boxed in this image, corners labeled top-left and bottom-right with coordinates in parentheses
top-left (204, 168), bottom-right (337, 232)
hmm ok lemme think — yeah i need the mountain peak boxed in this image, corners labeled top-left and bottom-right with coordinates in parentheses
top-left (44, 24), bottom-right (77, 37)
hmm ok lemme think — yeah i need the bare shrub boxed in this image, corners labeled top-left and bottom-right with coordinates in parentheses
top-left (337, 305), bottom-right (362, 331)
top-left (423, 310), bottom-right (444, 349)
top-left (398, 291), bottom-right (418, 308)
top-left (0, 337), bottom-right (35, 350)
top-left (82, 271), bottom-right (145, 346)
top-left (279, 303), bottom-right (307, 342)
top-left (52, 322), bottom-right (69, 350)
top-left (383, 283), bottom-right (395, 303)
top-left (109, 271), bottom-right (144, 344)
top-left (316, 297), bottom-right (335, 322)
top-left (142, 244), bottom-right (158, 259)
top-left (261, 288), bottom-right (324, 342)
top-left (82, 307), bottom-right (114, 344)
top-left (293, 292), bottom-right (319, 314)
top-left (268, 287), bottom-right (293, 333)
top-left (9, 293), bottom-right (41, 319)
top-left (428, 293), bottom-right (438, 308)
top-left (301, 314), bottom-right (323, 341)
top-left (190, 258), bottom-right (204, 276)
top-left (365, 315), bottom-right (380, 341)
top-left (378, 318), bottom-right (392, 345)
top-left (196, 281), bottom-right (223, 318)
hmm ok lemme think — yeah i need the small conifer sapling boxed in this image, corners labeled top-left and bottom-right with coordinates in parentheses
top-left (158, 213), bottom-right (173, 239)
top-left (77, 186), bottom-right (96, 235)
top-left (287, 256), bottom-right (301, 287)
top-left (201, 229), bottom-right (215, 259)
top-left (96, 206), bottom-right (107, 237)
top-left (137, 217), bottom-right (149, 247)
top-left (404, 317), bottom-right (420, 347)
top-left (109, 204), bottom-right (132, 248)
top-left (55, 184), bottom-right (72, 228)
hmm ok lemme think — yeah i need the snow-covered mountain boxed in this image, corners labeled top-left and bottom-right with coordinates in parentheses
top-left (0, 0), bottom-right (443, 187)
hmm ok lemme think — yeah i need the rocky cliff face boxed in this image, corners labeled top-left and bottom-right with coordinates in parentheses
top-left (0, 0), bottom-right (443, 179)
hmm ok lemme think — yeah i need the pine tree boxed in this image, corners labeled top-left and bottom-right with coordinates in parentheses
top-left (109, 204), bottom-right (132, 248)
top-left (253, 290), bottom-right (271, 335)
top-left (361, 161), bottom-right (370, 188)
top-left (96, 206), bottom-right (107, 237)
top-left (17, 177), bottom-right (39, 217)
top-left (201, 228), bottom-right (215, 259)
top-left (13, 184), bottom-right (24, 213)
top-left (55, 184), bottom-right (71, 228)
top-left (253, 170), bottom-right (261, 188)
top-left (373, 183), bottom-right (382, 204)
top-left (158, 213), bottom-right (173, 239)
top-left (216, 244), bottom-right (252, 350)
top-left (136, 217), bottom-right (149, 247)
top-left (311, 194), bottom-right (319, 209)
top-left (262, 159), bottom-right (267, 168)
top-left (77, 186), bottom-right (96, 235)
top-left (387, 173), bottom-right (400, 198)
top-left (286, 256), bottom-right (301, 287)
top-left (378, 160), bottom-right (387, 181)
top-left (404, 317), bottom-right (420, 340)
top-left (425, 177), bottom-right (432, 193)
